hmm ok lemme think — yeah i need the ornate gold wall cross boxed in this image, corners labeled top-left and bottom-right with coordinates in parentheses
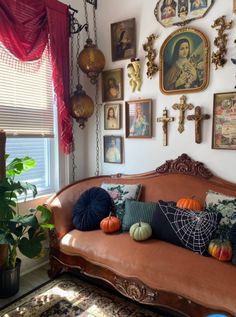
top-left (187, 106), bottom-right (210, 144)
top-left (157, 108), bottom-right (174, 146)
top-left (172, 95), bottom-right (194, 133)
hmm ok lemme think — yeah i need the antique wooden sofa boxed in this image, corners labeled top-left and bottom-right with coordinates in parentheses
top-left (46, 153), bottom-right (236, 317)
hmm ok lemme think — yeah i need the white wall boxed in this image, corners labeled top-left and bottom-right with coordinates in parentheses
top-left (70, 0), bottom-right (236, 183)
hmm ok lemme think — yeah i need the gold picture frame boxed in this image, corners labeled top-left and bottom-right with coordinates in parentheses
top-left (159, 27), bottom-right (209, 95)
top-left (102, 68), bottom-right (123, 102)
top-left (212, 92), bottom-right (236, 150)
top-left (103, 135), bottom-right (123, 164)
top-left (104, 104), bottom-right (121, 130)
top-left (125, 99), bottom-right (152, 138)
top-left (154, 0), bottom-right (215, 28)
top-left (111, 18), bottom-right (136, 62)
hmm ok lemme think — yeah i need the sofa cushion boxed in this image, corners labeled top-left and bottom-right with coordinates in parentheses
top-left (205, 190), bottom-right (236, 238)
top-left (72, 187), bottom-right (114, 231)
top-left (122, 200), bottom-right (157, 231)
top-left (151, 201), bottom-right (221, 255)
top-left (60, 229), bottom-right (236, 315)
top-left (101, 183), bottom-right (142, 221)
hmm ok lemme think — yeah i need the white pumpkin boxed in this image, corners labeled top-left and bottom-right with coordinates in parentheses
top-left (129, 222), bottom-right (152, 241)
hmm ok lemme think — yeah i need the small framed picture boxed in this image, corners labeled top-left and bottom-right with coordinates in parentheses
top-left (125, 99), bottom-right (152, 138)
top-left (212, 92), bottom-right (236, 150)
top-left (102, 68), bottom-right (123, 102)
top-left (154, 0), bottom-right (215, 28)
top-left (111, 18), bottom-right (136, 62)
top-left (104, 104), bottom-right (121, 130)
top-left (104, 135), bottom-right (123, 164)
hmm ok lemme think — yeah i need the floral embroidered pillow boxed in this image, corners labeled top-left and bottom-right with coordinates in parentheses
top-left (205, 190), bottom-right (236, 238)
top-left (100, 183), bottom-right (142, 221)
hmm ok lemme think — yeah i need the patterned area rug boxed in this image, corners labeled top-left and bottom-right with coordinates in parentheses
top-left (0, 275), bottom-right (169, 317)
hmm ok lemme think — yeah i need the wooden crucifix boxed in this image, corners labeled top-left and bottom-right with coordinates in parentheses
top-left (187, 106), bottom-right (210, 144)
top-left (172, 95), bottom-right (194, 133)
top-left (157, 108), bottom-right (174, 146)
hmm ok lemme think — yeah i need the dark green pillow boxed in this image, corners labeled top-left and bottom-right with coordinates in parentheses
top-left (122, 200), bottom-right (157, 231)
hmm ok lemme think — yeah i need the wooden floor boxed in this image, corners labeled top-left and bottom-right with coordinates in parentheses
top-left (0, 263), bottom-right (50, 310)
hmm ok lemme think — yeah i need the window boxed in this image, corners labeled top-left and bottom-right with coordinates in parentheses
top-left (0, 43), bottom-right (58, 196)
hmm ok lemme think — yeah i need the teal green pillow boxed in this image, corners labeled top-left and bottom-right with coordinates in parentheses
top-left (122, 200), bottom-right (157, 231)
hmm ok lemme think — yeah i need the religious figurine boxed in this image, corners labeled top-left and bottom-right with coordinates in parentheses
top-left (157, 108), bottom-right (174, 146)
top-left (187, 106), bottom-right (210, 143)
top-left (172, 95), bottom-right (194, 133)
top-left (127, 58), bottom-right (142, 92)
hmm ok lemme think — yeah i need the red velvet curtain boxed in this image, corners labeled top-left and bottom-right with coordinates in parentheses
top-left (0, 0), bottom-right (73, 154)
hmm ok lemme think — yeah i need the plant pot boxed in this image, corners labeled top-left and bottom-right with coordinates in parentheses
top-left (0, 258), bottom-right (21, 298)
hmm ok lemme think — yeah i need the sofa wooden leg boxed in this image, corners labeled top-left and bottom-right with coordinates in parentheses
top-left (48, 256), bottom-right (65, 278)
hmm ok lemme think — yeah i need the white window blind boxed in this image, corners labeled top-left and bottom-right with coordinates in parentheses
top-left (0, 43), bottom-right (54, 138)
top-left (6, 138), bottom-right (55, 196)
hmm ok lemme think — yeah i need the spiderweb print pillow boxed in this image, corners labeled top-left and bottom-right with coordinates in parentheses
top-left (151, 201), bottom-right (221, 255)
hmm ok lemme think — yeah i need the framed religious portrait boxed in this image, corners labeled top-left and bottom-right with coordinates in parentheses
top-left (154, 0), bottom-right (215, 28)
top-left (159, 27), bottom-right (209, 95)
top-left (103, 135), bottom-right (123, 164)
top-left (111, 18), bottom-right (136, 62)
top-left (125, 99), bottom-right (152, 138)
top-left (102, 68), bottom-right (124, 102)
top-left (104, 104), bottom-right (121, 130)
top-left (212, 92), bottom-right (236, 150)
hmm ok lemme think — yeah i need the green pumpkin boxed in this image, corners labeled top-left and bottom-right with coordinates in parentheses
top-left (129, 222), bottom-right (152, 241)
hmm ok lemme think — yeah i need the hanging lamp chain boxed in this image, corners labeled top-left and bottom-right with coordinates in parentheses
top-left (83, 0), bottom-right (90, 39)
top-left (93, 4), bottom-right (97, 46)
top-left (70, 28), bottom-right (81, 182)
top-left (95, 82), bottom-right (101, 176)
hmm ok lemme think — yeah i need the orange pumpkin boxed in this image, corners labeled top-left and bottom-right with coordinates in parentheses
top-left (208, 239), bottom-right (232, 262)
top-left (176, 196), bottom-right (202, 211)
top-left (100, 213), bottom-right (121, 233)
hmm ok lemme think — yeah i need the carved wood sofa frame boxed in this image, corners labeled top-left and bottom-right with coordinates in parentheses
top-left (47, 154), bottom-right (236, 317)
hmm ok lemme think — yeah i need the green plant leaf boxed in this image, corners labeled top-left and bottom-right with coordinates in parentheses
top-left (18, 237), bottom-right (42, 258)
top-left (40, 223), bottom-right (55, 230)
top-left (10, 214), bottom-right (39, 229)
top-left (6, 157), bottom-right (36, 177)
top-left (36, 205), bottom-right (52, 223)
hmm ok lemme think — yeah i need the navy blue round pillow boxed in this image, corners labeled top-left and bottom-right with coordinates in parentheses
top-left (72, 187), bottom-right (114, 231)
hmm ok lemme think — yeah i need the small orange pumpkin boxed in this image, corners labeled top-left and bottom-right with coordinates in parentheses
top-left (208, 239), bottom-right (232, 262)
top-left (176, 196), bottom-right (202, 211)
top-left (100, 213), bottom-right (121, 233)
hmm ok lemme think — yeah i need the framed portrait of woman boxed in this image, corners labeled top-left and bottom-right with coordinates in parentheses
top-left (104, 135), bottom-right (123, 164)
top-left (125, 99), bottom-right (152, 138)
top-left (111, 18), bottom-right (136, 62)
top-left (159, 27), bottom-right (209, 95)
top-left (102, 68), bottom-right (124, 102)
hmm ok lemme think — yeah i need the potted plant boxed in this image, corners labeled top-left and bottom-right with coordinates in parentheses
top-left (0, 131), bottom-right (53, 298)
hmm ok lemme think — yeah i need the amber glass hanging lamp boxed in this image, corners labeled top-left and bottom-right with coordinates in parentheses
top-left (69, 3), bottom-right (95, 129)
top-left (78, 0), bottom-right (105, 84)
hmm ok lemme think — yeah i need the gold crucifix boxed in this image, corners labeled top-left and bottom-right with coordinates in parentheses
top-left (157, 108), bottom-right (174, 146)
top-left (172, 95), bottom-right (194, 133)
top-left (187, 106), bottom-right (210, 144)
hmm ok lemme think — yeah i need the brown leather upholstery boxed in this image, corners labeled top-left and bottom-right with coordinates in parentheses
top-left (47, 155), bottom-right (236, 316)
top-left (60, 229), bottom-right (236, 314)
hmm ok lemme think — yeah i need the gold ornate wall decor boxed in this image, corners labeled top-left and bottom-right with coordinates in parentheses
top-left (211, 15), bottom-right (232, 70)
top-left (143, 34), bottom-right (159, 79)
top-left (154, 0), bottom-right (215, 28)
